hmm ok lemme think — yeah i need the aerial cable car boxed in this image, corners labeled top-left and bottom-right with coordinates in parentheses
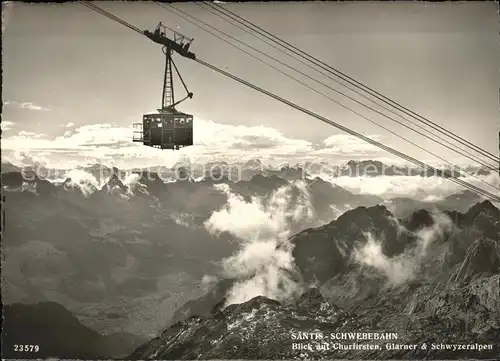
top-left (133, 22), bottom-right (196, 150)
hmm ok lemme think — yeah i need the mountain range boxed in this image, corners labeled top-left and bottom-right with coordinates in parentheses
top-left (1, 159), bottom-right (498, 359)
top-left (2, 159), bottom-right (494, 182)
top-left (132, 201), bottom-right (500, 359)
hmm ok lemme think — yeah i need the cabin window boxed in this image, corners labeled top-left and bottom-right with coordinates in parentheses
top-left (174, 117), bottom-right (192, 126)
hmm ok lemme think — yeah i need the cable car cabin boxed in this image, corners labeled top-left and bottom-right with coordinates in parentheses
top-left (133, 22), bottom-right (196, 150)
top-left (133, 110), bottom-right (193, 150)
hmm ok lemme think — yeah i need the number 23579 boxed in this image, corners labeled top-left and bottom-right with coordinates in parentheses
top-left (14, 344), bottom-right (40, 352)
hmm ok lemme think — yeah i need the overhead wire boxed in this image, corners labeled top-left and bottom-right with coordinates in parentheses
top-left (80, 1), bottom-right (144, 35)
top-left (204, 1), bottom-right (500, 165)
top-left (206, 1), bottom-right (500, 165)
top-left (78, 1), bottom-right (500, 202)
top-left (154, 2), bottom-right (500, 193)
top-left (199, 1), bottom-right (498, 171)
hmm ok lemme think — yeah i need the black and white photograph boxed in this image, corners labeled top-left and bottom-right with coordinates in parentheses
top-left (1, 1), bottom-right (499, 360)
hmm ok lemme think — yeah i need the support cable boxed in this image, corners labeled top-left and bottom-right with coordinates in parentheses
top-left (204, 1), bottom-right (500, 164)
top-left (156, 2), bottom-right (500, 192)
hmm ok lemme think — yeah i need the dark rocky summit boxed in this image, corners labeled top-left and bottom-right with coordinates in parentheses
top-left (131, 279), bottom-right (499, 359)
top-left (1, 302), bottom-right (145, 359)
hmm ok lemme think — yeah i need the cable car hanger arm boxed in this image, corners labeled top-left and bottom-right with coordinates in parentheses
top-left (170, 54), bottom-right (194, 107)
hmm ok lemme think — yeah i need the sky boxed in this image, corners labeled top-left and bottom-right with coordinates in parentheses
top-left (2, 1), bottom-right (499, 169)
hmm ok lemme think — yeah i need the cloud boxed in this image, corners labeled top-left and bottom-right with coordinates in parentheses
top-left (327, 173), bottom-right (500, 202)
top-left (59, 169), bottom-right (101, 197)
top-left (192, 118), bottom-right (313, 154)
top-left (204, 183), bottom-right (314, 306)
top-left (323, 134), bottom-right (382, 152)
top-left (2, 120), bottom-right (15, 131)
top-left (17, 130), bottom-right (46, 139)
top-left (1, 117), bottom-right (391, 169)
top-left (353, 212), bottom-right (454, 286)
top-left (307, 134), bottom-right (391, 160)
top-left (4, 100), bottom-right (52, 111)
top-left (5, 151), bottom-right (51, 169)
top-left (65, 122), bottom-right (75, 128)
top-left (200, 274), bottom-right (219, 294)
top-left (0, 124), bottom-right (147, 160)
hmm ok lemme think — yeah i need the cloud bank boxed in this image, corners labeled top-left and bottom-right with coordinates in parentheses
top-left (353, 212), bottom-right (454, 286)
top-left (204, 182), bottom-right (314, 306)
top-left (1, 118), bottom-right (394, 168)
top-left (327, 173), bottom-right (500, 202)
top-left (4, 100), bottom-right (52, 111)
top-left (2, 120), bottom-right (15, 131)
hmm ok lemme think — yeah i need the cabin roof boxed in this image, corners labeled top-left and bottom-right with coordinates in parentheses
top-left (143, 110), bottom-right (192, 117)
